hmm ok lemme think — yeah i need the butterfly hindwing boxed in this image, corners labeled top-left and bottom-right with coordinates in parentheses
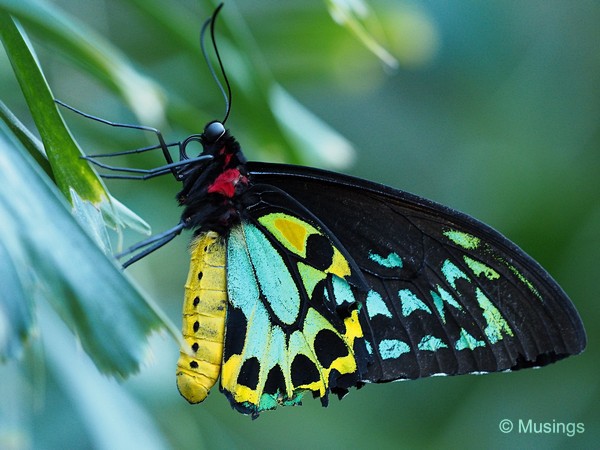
top-left (247, 162), bottom-right (586, 383)
top-left (220, 185), bottom-right (370, 416)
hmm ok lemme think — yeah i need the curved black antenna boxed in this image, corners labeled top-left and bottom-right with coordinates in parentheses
top-left (201, 3), bottom-right (232, 125)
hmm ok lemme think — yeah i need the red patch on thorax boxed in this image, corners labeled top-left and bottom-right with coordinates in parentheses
top-left (207, 168), bottom-right (245, 198)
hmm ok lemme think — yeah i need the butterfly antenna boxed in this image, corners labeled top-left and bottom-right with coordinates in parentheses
top-left (201, 3), bottom-right (232, 125)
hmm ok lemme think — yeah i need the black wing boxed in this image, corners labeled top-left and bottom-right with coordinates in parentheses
top-left (247, 162), bottom-right (586, 383)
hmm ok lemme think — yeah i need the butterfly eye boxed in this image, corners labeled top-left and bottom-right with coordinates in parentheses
top-left (204, 121), bottom-right (226, 143)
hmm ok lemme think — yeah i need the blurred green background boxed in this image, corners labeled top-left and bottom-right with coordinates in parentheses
top-left (1, 0), bottom-right (598, 448)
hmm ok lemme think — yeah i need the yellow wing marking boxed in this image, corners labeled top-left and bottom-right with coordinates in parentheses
top-left (176, 231), bottom-right (227, 404)
top-left (220, 307), bottom-right (364, 409)
top-left (272, 216), bottom-right (309, 256)
top-left (291, 308), bottom-right (363, 396)
top-left (258, 212), bottom-right (351, 278)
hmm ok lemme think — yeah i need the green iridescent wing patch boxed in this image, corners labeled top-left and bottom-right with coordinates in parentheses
top-left (220, 210), bottom-right (369, 417)
top-left (247, 163), bottom-right (586, 384)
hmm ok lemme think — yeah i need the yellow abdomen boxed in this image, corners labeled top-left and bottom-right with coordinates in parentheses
top-left (176, 231), bottom-right (227, 403)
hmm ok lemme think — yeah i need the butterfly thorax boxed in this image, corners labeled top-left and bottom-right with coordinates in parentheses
top-left (177, 128), bottom-right (250, 234)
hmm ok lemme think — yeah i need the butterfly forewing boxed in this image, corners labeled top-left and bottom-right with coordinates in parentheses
top-left (247, 162), bottom-right (586, 383)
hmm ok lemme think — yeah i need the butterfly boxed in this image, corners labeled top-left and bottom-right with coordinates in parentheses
top-left (70, 5), bottom-right (586, 419)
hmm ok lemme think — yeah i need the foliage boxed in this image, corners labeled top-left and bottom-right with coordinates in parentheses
top-left (0, 0), bottom-right (598, 448)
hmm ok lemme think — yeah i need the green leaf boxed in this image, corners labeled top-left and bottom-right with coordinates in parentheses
top-left (0, 0), bottom-right (165, 124)
top-left (0, 230), bottom-right (33, 362)
top-left (0, 99), bottom-right (52, 179)
top-left (0, 12), bottom-right (150, 244)
top-left (0, 13), bottom-right (101, 202)
top-left (325, 0), bottom-right (399, 70)
top-left (43, 307), bottom-right (170, 450)
top-left (269, 84), bottom-right (355, 168)
top-left (0, 122), bottom-right (174, 375)
top-left (2, 0), bottom-right (357, 172)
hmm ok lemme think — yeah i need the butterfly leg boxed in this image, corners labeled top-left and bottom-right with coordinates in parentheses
top-left (56, 99), bottom-right (183, 179)
top-left (116, 221), bottom-right (186, 268)
top-left (80, 142), bottom-right (180, 179)
top-left (82, 154), bottom-right (214, 181)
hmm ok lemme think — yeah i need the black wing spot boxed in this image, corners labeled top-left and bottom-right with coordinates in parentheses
top-left (190, 361), bottom-right (199, 369)
top-left (314, 329), bottom-right (348, 368)
top-left (198, 271), bottom-right (203, 281)
top-left (237, 357), bottom-right (260, 390)
top-left (291, 354), bottom-right (321, 387)
top-left (193, 296), bottom-right (200, 307)
top-left (264, 365), bottom-right (286, 395)
top-left (193, 321), bottom-right (200, 333)
top-left (223, 306), bottom-right (247, 361)
top-left (305, 233), bottom-right (334, 271)
top-left (191, 342), bottom-right (199, 352)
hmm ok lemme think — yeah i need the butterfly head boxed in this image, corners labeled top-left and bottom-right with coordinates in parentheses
top-left (192, 121), bottom-right (244, 167)
top-left (203, 120), bottom-right (226, 144)
top-left (176, 121), bottom-right (249, 232)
